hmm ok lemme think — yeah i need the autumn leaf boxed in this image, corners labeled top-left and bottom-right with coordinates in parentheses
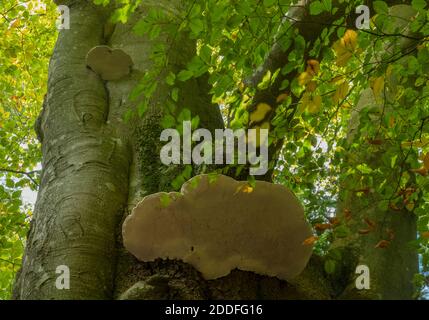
top-left (306, 80), bottom-right (317, 92)
top-left (389, 202), bottom-right (401, 211)
top-left (423, 153), bottom-right (429, 169)
top-left (333, 81), bottom-right (349, 104)
top-left (364, 217), bottom-right (376, 229)
top-left (410, 166), bottom-right (428, 176)
top-left (302, 235), bottom-right (318, 246)
top-left (298, 71), bottom-right (313, 86)
top-left (300, 93), bottom-right (322, 113)
top-left (375, 240), bottom-right (390, 249)
top-left (328, 217), bottom-right (341, 226)
top-left (343, 208), bottom-right (352, 220)
top-left (242, 185), bottom-right (253, 193)
top-left (9, 19), bottom-right (20, 29)
top-left (332, 30), bottom-right (358, 66)
top-left (306, 59), bottom-right (320, 76)
top-left (367, 138), bottom-right (383, 145)
top-left (421, 231), bottom-right (429, 239)
top-left (235, 184), bottom-right (254, 194)
top-left (314, 223), bottom-right (332, 231)
top-left (276, 93), bottom-right (288, 103)
top-left (343, 29), bottom-right (358, 50)
top-left (387, 229), bottom-right (395, 240)
top-left (371, 76), bottom-right (385, 100)
top-left (249, 103), bottom-right (272, 124)
top-left (358, 229), bottom-right (372, 235)
top-left (401, 138), bottom-right (429, 148)
top-left (405, 201), bottom-right (415, 211)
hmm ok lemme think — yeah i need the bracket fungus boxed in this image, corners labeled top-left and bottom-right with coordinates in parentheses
top-left (85, 45), bottom-right (133, 81)
top-left (123, 174), bottom-right (313, 281)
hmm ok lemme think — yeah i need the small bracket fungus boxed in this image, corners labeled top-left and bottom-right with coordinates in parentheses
top-left (123, 174), bottom-right (313, 281)
top-left (85, 45), bottom-right (133, 81)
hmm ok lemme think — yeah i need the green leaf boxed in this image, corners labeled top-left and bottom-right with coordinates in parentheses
top-left (172, 175), bottom-right (186, 190)
top-left (334, 225), bottom-right (349, 238)
top-left (178, 108), bottom-right (192, 122)
top-left (324, 259), bottom-right (336, 274)
top-left (171, 87), bottom-right (179, 102)
top-left (191, 115), bottom-right (200, 129)
top-left (93, 0), bottom-right (110, 6)
top-left (373, 1), bottom-right (388, 14)
top-left (189, 18), bottom-right (204, 36)
top-left (177, 70), bottom-right (193, 82)
top-left (309, 1), bottom-right (324, 15)
top-left (412, 0), bottom-right (426, 10)
top-left (149, 25), bottom-right (161, 40)
top-left (257, 70), bottom-right (271, 90)
top-left (263, 0), bottom-right (276, 7)
top-left (137, 101), bottom-right (148, 117)
top-left (161, 114), bottom-right (176, 128)
top-left (391, 154), bottom-right (398, 168)
top-left (160, 193), bottom-right (172, 208)
top-left (182, 165), bottom-right (193, 179)
top-left (165, 72), bottom-right (176, 86)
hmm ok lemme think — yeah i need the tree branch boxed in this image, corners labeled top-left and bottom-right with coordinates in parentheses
top-left (0, 168), bottom-right (40, 187)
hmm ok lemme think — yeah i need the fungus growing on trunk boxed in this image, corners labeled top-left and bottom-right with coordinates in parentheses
top-left (122, 174), bottom-right (313, 281)
top-left (85, 45), bottom-right (133, 81)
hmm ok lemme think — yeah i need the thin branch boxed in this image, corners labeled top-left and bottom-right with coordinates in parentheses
top-left (0, 168), bottom-right (40, 187)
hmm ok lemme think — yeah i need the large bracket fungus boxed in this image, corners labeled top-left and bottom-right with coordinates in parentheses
top-left (122, 174), bottom-right (313, 281)
top-left (86, 45), bottom-right (133, 81)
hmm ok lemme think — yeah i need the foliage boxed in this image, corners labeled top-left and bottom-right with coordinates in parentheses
top-left (0, 0), bottom-right (57, 299)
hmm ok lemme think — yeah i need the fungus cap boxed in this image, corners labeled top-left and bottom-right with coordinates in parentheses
top-left (86, 45), bottom-right (133, 81)
top-left (123, 174), bottom-right (313, 281)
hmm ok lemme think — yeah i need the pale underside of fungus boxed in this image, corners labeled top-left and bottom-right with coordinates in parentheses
top-left (85, 45), bottom-right (133, 81)
top-left (122, 174), bottom-right (313, 281)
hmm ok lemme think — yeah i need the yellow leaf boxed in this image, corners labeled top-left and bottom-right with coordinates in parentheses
top-left (401, 138), bottom-right (429, 148)
top-left (235, 184), bottom-right (254, 194)
top-left (298, 71), bottom-right (313, 86)
top-left (333, 81), bottom-right (349, 104)
top-left (410, 166), bottom-right (428, 176)
top-left (306, 80), bottom-right (317, 92)
top-left (333, 47), bottom-right (352, 66)
top-left (423, 153), bottom-right (429, 170)
top-left (306, 59), bottom-right (320, 76)
top-left (300, 93), bottom-right (322, 114)
top-left (308, 94), bottom-right (322, 113)
top-left (371, 76), bottom-right (385, 98)
top-left (389, 116), bottom-right (395, 128)
top-left (405, 202), bottom-right (415, 211)
top-left (330, 75), bottom-right (345, 84)
top-left (249, 103), bottom-right (272, 124)
top-left (276, 93), bottom-right (288, 103)
top-left (343, 29), bottom-right (358, 51)
top-left (332, 30), bottom-right (358, 66)
top-left (242, 185), bottom-right (253, 193)
top-left (9, 19), bottom-right (20, 29)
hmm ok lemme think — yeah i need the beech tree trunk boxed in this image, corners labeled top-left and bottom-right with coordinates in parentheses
top-left (13, 0), bottom-right (418, 300)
